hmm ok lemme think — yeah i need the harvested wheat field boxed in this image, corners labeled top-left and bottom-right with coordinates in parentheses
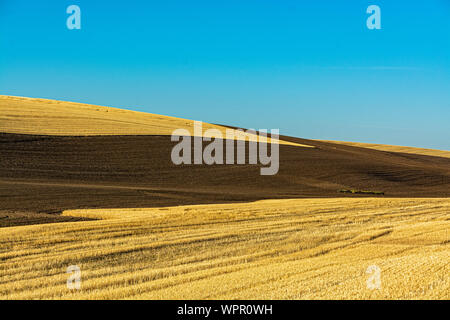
top-left (1, 96), bottom-right (449, 300)
top-left (0, 95), bottom-right (304, 147)
top-left (0, 198), bottom-right (448, 300)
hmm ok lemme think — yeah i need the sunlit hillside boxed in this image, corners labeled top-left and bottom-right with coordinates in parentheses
top-left (0, 95), bottom-right (307, 147)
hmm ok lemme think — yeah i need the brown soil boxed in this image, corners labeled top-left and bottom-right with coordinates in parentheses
top-left (1, 132), bottom-right (449, 227)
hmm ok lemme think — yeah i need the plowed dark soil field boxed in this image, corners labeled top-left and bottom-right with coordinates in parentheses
top-left (1, 132), bottom-right (449, 227)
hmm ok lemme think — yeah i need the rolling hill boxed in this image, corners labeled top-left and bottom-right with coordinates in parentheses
top-left (1, 95), bottom-right (449, 226)
top-left (0, 95), bottom-right (449, 300)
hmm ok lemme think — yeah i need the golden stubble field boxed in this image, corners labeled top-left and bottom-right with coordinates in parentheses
top-left (0, 198), bottom-right (448, 300)
top-left (0, 95), bottom-right (307, 147)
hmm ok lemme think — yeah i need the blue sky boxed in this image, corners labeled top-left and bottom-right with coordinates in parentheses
top-left (1, 0), bottom-right (449, 149)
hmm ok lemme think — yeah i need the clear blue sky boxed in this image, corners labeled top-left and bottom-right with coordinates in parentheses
top-left (1, 0), bottom-right (449, 149)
